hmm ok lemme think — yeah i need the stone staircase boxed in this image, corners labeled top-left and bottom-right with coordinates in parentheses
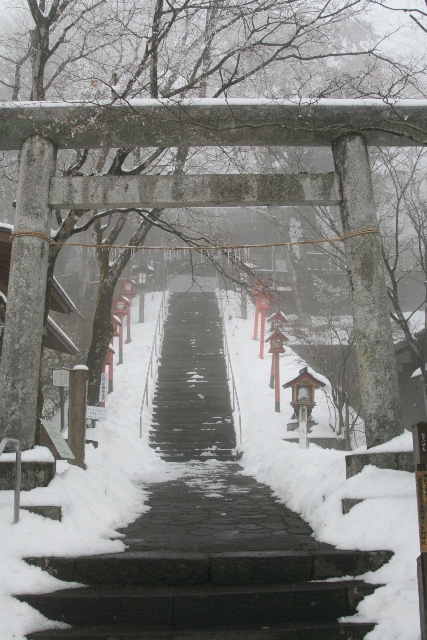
top-left (149, 293), bottom-right (235, 462)
top-left (19, 291), bottom-right (392, 639)
top-left (23, 547), bottom-right (389, 639)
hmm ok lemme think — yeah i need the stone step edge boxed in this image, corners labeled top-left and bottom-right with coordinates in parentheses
top-left (0, 461), bottom-right (56, 492)
top-left (345, 451), bottom-right (414, 478)
top-left (26, 621), bottom-right (376, 639)
top-left (21, 506), bottom-right (62, 521)
top-left (341, 496), bottom-right (413, 515)
top-left (25, 549), bottom-right (393, 584)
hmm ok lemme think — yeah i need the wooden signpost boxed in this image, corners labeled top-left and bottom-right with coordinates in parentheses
top-left (40, 419), bottom-right (75, 461)
top-left (86, 405), bottom-right (108, 421)
top-left (52, 368), bottom-right (70, 432)
top-left (413, 421), bottom-right (427, 640)
top-left (99, 373), bottom-right (107, 404)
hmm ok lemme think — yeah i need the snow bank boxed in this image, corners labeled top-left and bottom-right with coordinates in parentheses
top-left (220, 291), bottom-right (420, 640)
top-left (0, 292), bottom-right (169, 639)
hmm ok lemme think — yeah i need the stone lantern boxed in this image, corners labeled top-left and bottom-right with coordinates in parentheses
top-left (283, 367), bottom-right (326, 449)
top-left (132, 261), bottom-right (155, 323)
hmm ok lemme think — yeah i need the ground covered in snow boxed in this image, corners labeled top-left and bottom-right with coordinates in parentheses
top-left (0, 288), bottom-right (421, 640)
top-left (0, 291), bottom-right (170, 639)
top-left (220, 291), bottom-right (420, 640)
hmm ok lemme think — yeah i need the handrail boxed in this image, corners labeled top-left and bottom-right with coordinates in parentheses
top-left (139, 290), bottom-right (168, 437)
top-left (0, 437), bottom-right (21, 523)
top-left (217, 294), bottom-right (243, 447)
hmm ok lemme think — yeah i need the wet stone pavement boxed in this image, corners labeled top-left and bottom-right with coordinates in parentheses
top-left (122, 292), bottom-right (329, 554)
top-left (122, 461), bottom-right (329, 553)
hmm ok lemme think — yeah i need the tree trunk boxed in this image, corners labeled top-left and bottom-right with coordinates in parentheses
top-left (86, 280), bottom-right (115, 406)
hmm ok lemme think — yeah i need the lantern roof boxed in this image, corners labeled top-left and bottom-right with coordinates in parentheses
top-left (253, 278), bottom-right (268, 292)
top-left (282, 367), bottom-right (326, 389)
top-left (132, 260), bottom-right (155, 273)
top-left (266, 329), bottom-right (289, 343)
top-left (121, 277), bottom-right (136, 285)
top-left (268, 310), bottom-right (288, 324)
top-left (112, 314), bottom-right (122, 326)
top-left (108, 344), bottom-right (115, 353)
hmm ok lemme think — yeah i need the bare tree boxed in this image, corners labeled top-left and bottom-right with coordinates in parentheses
top-left (0, 0), bottom-right (415, 415)
top-left (290, 280), bottom-right (363, 449)
top-left (372, 147), bottom-right (427, 400)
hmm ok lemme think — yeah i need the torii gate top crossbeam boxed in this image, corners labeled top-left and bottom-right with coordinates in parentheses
top-left (1, 99), bottom-right (427, 150)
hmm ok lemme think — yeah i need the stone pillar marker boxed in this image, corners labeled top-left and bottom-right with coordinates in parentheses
top-left (139, 286), bottom-right (145, 323)
top-left (68, 365), bottom-right (89, 469)
top-left (0, 136), bottom-right (57, 450)
top-left (332, 133), bottom-right (403, 448)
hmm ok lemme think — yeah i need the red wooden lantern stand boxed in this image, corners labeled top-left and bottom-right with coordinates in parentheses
top-left (120, 277), bottom-right (137, 299)
top-left (112, 314), bottom-right (123, 365)
top-left (268, 310), bottom-right (288, 388)
top-left (256, 292), bottom-right (273, 359)
top-left (252, 280), bottom-right (267, 341)
top-left (266, 329), bottom-right (289, 412)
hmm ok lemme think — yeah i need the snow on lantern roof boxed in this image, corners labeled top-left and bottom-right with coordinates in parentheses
top-left (282, 366), bottom-right (326, 389)
top-left (266, 329), bottom-right (289, 343)
top-left (268, 310), bottom-right (288, 323)
top-left (132, 261), bottom-right (154, 273)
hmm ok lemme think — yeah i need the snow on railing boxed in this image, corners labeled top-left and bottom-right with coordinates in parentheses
top-left (139, 290), bottom-right (168, 437)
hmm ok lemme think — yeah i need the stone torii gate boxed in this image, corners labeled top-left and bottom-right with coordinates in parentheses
top-left (1, 98), bottom-right (426, 451)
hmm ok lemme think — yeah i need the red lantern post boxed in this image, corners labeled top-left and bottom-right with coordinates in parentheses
top-left (105, 344), bottom-right (115, 394)
top-left (257, 292), bottom-right (273, 359)
top-left (268, 310), bottom-right (288, 388)
top-left (252, 279), bottom-right (267, 340)
top-left (112, 314), bottom-right (123, 364)
top-left (266, 329), bottom-right (288, 412)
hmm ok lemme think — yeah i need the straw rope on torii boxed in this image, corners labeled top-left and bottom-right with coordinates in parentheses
top-left (9, 227), bottom-right (381, 252)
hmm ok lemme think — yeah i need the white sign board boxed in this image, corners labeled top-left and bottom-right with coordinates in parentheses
top-left (41, 420), bottom-right (75, 460)
top-left (99, 373), bottom-right (107, 403)
top-left (86, 405), bottom-right (108, 420)
top-left (52, 369), bottom-right (70, 387)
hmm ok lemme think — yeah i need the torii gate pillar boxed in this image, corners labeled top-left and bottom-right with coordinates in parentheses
top-left (0, 136), bottom-right (57, 450)
top-left (332, 133), bottom-right (403, 448)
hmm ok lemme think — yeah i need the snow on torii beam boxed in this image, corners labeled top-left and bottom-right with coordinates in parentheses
top-left (49, 173), bottom-right (341, 209)
top-left (1, 98), bottom-right (427, 150)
